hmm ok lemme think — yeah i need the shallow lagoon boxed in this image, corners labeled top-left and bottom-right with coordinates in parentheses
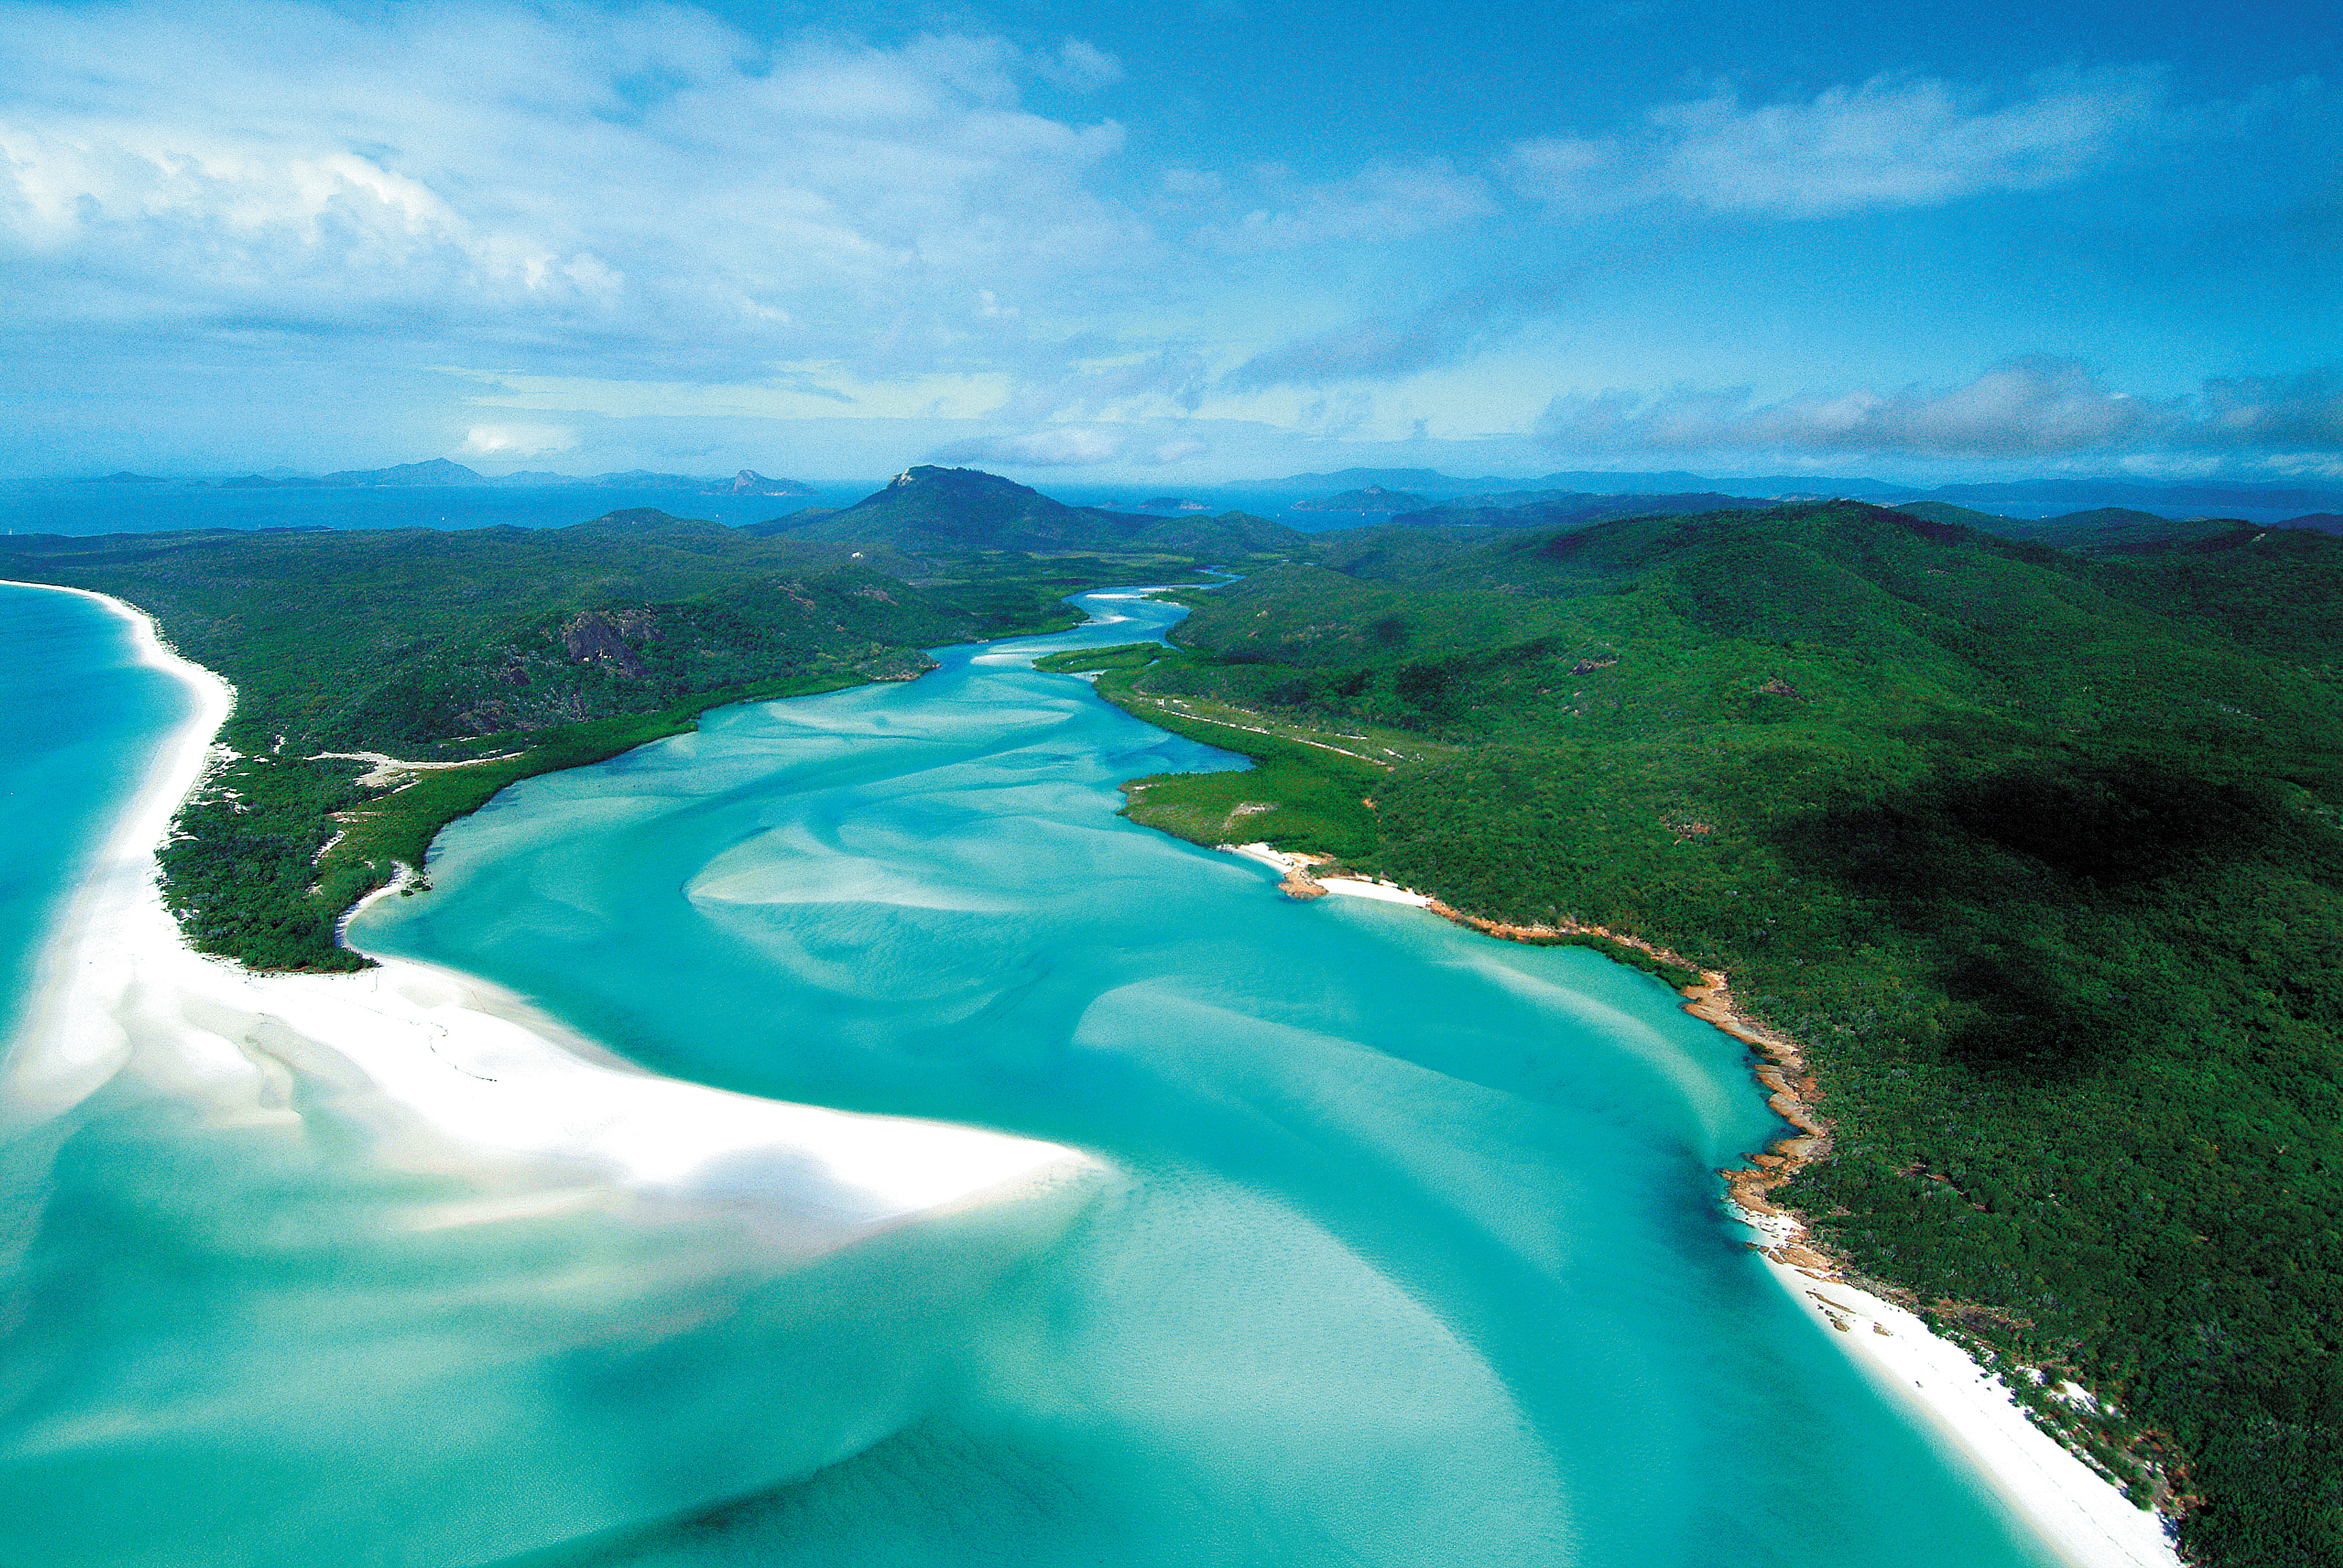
top-left (337, 587), bottom-right (2064, 1567)
top-left (0, 581), bottom-right (2076, 1567)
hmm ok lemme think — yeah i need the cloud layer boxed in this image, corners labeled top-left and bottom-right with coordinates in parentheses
top-left (1535, 359), bottom-right (2343, 459)
top-left (1222, 272), bottom-right (1576, 389)
top-left (0, 1), bottom-right (2321, 478)
top-left (0, 2), bottom-right (1143, 380)
top-left (1507, 69), bottom-right (2167, 217)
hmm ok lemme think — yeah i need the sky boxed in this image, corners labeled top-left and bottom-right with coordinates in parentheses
top-left (0, 0), bottom-right (2335, 484)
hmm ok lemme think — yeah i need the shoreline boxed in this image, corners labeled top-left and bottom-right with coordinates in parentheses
top-left (0, 580), bottom-right (237, 1117)
top-left (3, 583), bottom-right (2180, 1567)
top-left (1215, 837), bottom-right (2176, 1568)
top-left (3, 580), bottom-right (1098, 1245)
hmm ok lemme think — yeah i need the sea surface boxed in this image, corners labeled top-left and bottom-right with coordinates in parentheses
top-left (0, 582), bottom-right (2071, 1566)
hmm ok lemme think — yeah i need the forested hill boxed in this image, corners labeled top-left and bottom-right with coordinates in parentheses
top-left (0, 510), bottom-right (1096, 972)
top-left (1102, 500), bottom-right (2343, 1565)
top-left (748, 465), bottom-right (1303, 558)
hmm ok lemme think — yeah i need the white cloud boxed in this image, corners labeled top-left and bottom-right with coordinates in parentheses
top-left (460, 423), bottom-right (576, 457)
top-left (930, 421), bottom-right (1215, 468)
top-left (1505, 68), bottom-right (2167, 218)
top-left (932, 425), bottom-right (1130, 466)
top-left (0, 1), bottom-right (1151, 379)
top-left (1501, 137), bottom-right (1625, 207)
top-left (1038, 38), bottom-right (1124, 92)
top-left (1196, 159), bottom-right (1492, 252)
top-left (1535, 358), bottom-right (2343, 459)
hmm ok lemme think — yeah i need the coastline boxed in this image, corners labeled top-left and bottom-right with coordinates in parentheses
top-left (0, 580), bottom-right (236, 1117)
top-left (0, 583), bottom-right (2182, 1568)
top-left (1216, 837), bottom-right (2177, 1568)
top-left (3, 581), bottom-right (1098, 1246)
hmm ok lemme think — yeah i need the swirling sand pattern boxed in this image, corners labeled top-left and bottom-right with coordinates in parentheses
top-left (0, 583), bottom-right (2072, 1567)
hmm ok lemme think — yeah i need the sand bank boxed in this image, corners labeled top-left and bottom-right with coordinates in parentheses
top-left (1216, 833), bottom-right (2176, 1568)
top-left (3, 583), bottom-right (1096, 1250)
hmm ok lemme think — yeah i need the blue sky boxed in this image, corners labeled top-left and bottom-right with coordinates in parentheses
top-left (0, 0), bottom-right (2333, 483)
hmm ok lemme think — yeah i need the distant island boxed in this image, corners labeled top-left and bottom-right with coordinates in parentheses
top-left (205, 459), bottom-right (818, 496)
top-left (1236, 466), bottom-right (2343, 516)
top-left (1291, 484), bottom-right (1432, 513)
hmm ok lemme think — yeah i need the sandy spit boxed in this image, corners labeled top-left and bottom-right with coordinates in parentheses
top-left (2, 583), bottom-right (1098, 1249)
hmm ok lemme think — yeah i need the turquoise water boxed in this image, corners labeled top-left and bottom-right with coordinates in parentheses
top-left (0, 583), bottom-right (2067, 1567)
top-left (0, 587), bottom-right (198, 1035)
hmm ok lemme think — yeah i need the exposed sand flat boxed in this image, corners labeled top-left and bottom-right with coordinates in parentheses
top-left (5, 585), bottom-right (1096, 1249)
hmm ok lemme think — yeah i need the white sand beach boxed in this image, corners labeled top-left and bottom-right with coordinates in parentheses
top-left (1753, 1239), bottom-right (2178, 1568)
top-left (1222, 840), bottom-right (1434, 905)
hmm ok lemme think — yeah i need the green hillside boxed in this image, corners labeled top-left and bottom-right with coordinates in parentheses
top-left (1897, 499), bottom-right (2260, 555)
top-left (0, 510), bottom-right (1085, 972)
top-left (1101, 501), bottom-right (2343, 1565)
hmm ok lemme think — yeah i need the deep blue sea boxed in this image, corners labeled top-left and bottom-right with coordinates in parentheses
top-left (0, 580), bottom-right (2075, 1567)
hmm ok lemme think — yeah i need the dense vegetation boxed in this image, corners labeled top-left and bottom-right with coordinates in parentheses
top-left (1103, 502), bottom-right (2343, 1565)
top-left (0, 493), bottom-right (1258, 972)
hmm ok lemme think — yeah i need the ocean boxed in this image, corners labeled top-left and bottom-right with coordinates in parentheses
top-left (0, 581), bottom-right (2078, 1567)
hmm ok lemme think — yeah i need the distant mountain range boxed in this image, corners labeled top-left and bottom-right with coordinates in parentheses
top-left (1256, 467), bottom-right (2343, 515)
top-left (1365, 489), bottom-right (2343, 550)
top-left (1895, 500), bottom-right (2343, 551)
top-left (201, 459), bottom-right (817, 497)
top-left (1256, 467), bottom-right (1714, 495)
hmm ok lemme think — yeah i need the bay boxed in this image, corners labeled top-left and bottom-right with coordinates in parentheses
top-left (346, 587), bottom-right (2063, 1567)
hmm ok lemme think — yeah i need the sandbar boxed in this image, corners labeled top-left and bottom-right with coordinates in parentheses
top-left (1, 582), bottom-right (1096, 1246)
